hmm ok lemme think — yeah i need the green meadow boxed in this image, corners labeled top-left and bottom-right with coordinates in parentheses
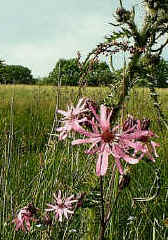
top-left (1, 85), bottom-right (168, 239)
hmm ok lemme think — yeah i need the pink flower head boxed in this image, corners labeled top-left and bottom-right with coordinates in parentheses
top-left (130, 118), bottom-right (160, 161)
top-left (72, 105), bottom-right (159, 176)
top-left (12, 203), bottom-right (37, 232)
top-left (56, 98), bottom-right (89, 140)
top-left (45, 190), bottom-right (78, 222)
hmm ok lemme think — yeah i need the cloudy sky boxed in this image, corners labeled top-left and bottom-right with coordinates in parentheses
top-left (0, 0), bottom-right (167, 77)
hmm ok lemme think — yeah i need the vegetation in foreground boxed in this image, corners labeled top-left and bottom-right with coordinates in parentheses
top-left (0, 85), bottom-right (168, 239)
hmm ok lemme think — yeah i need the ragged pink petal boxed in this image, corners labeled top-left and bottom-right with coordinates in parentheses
top-left (96, 146), bottom-right (109, 176)
top-left (112, 144), bottom-right (139, 164)
top-left (115, 158), bottom-right (124, 175)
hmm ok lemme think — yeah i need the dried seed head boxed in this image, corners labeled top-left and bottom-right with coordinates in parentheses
top-left (123, 115), bottom-right (137, 131)
top-left (27, 203), bottom-right (38, 215)
top-left (119, 167), bottom-right (131, 191)
top-left (42, 214), bottom-right (52, 226)
top-left (140, 118), bottom-right (150, 130)
top-left (116, 8), bottom-right (131, 22)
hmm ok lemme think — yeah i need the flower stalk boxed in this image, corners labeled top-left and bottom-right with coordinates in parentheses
top-left (99, 176), bottom-right (106, 240)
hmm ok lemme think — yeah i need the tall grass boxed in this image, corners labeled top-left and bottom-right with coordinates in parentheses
top-left (0, 85), bottom-right (168, 239)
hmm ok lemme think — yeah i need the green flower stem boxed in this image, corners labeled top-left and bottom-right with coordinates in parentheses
top-left (99, 176), bottom-right (106, 240)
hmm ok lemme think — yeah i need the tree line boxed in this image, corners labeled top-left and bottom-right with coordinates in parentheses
top-left (0, 57), bottom-right (168, 87)
top-left (45, 58), bottom-right (114, 86)
top-left (0, 61), bottom-right (35, 84)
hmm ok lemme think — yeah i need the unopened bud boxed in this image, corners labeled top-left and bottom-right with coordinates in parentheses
top-left (123, 115), bottom-right (137, 131)
top-left (119, 174), bottom-right (130, 191)
top-left (140, 118), bottom-right (150, 130)
top-left (119, 167), bottom-right (131, 191)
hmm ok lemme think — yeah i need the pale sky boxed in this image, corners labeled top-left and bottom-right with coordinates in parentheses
top-left (0, 0), bottom-right (167, 77)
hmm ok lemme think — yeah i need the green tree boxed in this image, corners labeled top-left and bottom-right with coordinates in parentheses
top-left (87, 61), bottom-right (114, 86)
top-left (48, 58), bottom-right (114, 86)
top-left (4, 65), bottom-right (34, 84)
top-left (48, 58), bottom-right (80, 86)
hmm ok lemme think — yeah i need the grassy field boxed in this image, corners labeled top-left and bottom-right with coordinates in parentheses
top-left (0, 84), bottom-right (168, 240)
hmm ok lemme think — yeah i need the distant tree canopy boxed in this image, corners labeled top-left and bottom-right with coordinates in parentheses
top-left (1, 55), bottom-right (167, 87)
top-left (48, 58), bottom-right (80, 86)
top-left (47, 58), bottom-right (114, 86)
top-left (2, 65), bottom-right (35, 84)
top-left (0, 63), bottom-right (35, 84)
top-left (86, 61), bottom-right (115, 86)
top-left (44, 57), bottom-right (168, 87)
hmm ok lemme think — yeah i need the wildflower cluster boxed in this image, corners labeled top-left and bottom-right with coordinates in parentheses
top-left (13, 191), bottom-right (80, 232)
top-left (56, 98), bottom-right (159, 176)
top-left (13, 99), bottom-right (159, 233)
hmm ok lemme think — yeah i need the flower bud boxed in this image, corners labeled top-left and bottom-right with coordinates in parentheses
top-left (116, 8), bottom-right (131, 22)
top-left (119, 167), bottom-right (131, 191)
top-left (123, 115), bottom-right (137, 131)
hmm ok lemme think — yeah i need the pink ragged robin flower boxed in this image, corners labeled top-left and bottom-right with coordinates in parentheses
top-left (122, 115), bottom-right (159, 161)
top-left (12, 203), bottom-right (37, 232)
top-left (56, 98), bottom-right (89, 140)
top-left (45, 190), bottom-right (78, 222)
top-left (72, 105), bottom-right (159, 176)
top-left (129, 118), bottom-right (160, 161)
